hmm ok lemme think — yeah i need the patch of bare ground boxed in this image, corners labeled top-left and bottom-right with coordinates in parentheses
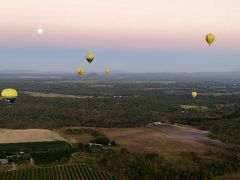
top-left (95, 127), bottom-right (223, 156)
top-left (56, 128), bottom-right (93, 144)
top-left (57, 126), bottom-right (226, 156)
top-left (0, 164), bottom-right (13, 171)
top-left (0, 129), bottom-right (65, 144)
top-left (217, 173), bottom-right (240, 180)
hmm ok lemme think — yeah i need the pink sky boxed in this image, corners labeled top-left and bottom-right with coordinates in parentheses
top-left (0, 0), bottom-right (240, 51)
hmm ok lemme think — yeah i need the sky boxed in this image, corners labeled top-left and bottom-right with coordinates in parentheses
top-left (0, 0), bottom-right (240, 73)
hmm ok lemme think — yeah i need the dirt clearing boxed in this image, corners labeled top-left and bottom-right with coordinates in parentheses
top-left (0, 129), bottom-right (65, 144)
top-left (150, 124), bottom-right (236, 149)
top-left (58, 126), bottom-right (223, 156)
top-left (94, 126), bottom-right (225, 156)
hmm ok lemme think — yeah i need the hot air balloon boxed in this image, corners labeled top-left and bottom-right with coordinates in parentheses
top-left (76, 67), bottom-right (84, 76)
top-left (191, 91), bottom-right (198, 98)
top-left (105, 68), bottom-right (110, 76)
top-left (205, 33), bottom-right (215, 46)
top-left (1, 89), bottom-right (18, 105)
top-left (85, 53), bottom-right (94, 64)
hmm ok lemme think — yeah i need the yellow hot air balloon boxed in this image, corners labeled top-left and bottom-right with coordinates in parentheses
top-left (76, 67), bottom-right (84, 76)
top-left (191, 91), bottom-right (198, 98)
top-left (205, 33), bottom-right (215, 46)
top-left (85, 53), bottom-right (94, 64)
top-left (105, 68), bottom-right (110, 76)
top-left (1, 88), bottom-right (18, 105)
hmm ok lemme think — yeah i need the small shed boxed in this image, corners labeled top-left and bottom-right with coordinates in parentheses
top-left (87, 143), bottom-right (103, 147)
top-left (152, 122), bottom-right (162, 126)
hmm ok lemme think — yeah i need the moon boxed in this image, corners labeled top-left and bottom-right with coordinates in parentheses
top-left (37, 29), bottom-right (43, 35)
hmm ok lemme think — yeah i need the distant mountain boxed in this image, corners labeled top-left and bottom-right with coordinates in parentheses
top-left (1, 70), bottom-right (240, 82)
top-left (102, 71), bottom-right (240, 82)
top-left (82, 73), bottom-right (103, 80)
top-left (0, 69), bottom-right (70, 74)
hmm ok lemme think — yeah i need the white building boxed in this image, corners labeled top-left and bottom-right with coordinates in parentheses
top-left (0, 159), bottom-right (8, 164)
top-left (152, 122), bottom-right (162, 126)
top-left (87, 143), bottom-right (102, 147)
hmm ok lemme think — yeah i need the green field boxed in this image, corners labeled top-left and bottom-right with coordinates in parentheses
top-left (0, 141), bottom-right (71, 152)
top-left (180, 104), bottom-right (200, 109)
top-left (180, 104), bottom-right (209, 111)
top-left (0, 163), bottom-right (114, 180)
top-left (0, 141), bottom-right (73, 165)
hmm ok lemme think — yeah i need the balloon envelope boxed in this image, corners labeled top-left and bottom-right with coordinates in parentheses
top-left (191, 92), bottom-right (198, 98)
top-left (205, 33), bottom-right (215, 46)
top-left (85, 53), bottom-right (94, 64)
top-left (1, 89), bottom-right (18, 105)
top-left (105, 68), bottom-right (110, 76)
top-left (76, 67), bottom-right (84, 76)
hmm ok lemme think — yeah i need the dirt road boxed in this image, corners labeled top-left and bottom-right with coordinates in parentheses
top-left (149, 124), bottom-right (236, 149)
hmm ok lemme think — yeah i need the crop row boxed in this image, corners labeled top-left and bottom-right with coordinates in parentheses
top-left (0, 163), bottom-right (114, 180)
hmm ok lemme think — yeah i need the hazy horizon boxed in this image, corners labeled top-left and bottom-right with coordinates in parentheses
top-left (0, 0), bottom-right (240, 73)
top-left (2, 69), bottom-right (240, 75)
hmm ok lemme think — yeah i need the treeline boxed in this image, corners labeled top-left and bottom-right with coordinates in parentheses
top-left (0, 95), bottom-right (179, 129)
top-left (76, 146), bottom-right (240, 180)
top-left (2, 79), bottom-right (240, 98)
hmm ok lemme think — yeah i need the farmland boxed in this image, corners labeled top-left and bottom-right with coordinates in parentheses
top-left (0, 129), bottom-right (65, 144)
top-left (180, 104), bottom-right (200, 109)
top-left (1, 74), bottom-right (240, 179)
top-left (0, 141), bottom-right (72, 165)
top-left (0, 141), bottom-right (70, 152)
top-left (57, 128), bottom-right (104, 145)
top-left (0, 163), bottom-right (114, 180)
top-left (87, 126), bottom-right (223, 156)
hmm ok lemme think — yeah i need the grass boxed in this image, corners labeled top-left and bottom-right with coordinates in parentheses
top-left (57, 128), bottom-right (103, 145)
top-left (180, 105), bottom-right (200, 109)
top-left (180, 104), bottom-right (209, 111)
top-left (218, 173), bottom-right (240, 180)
